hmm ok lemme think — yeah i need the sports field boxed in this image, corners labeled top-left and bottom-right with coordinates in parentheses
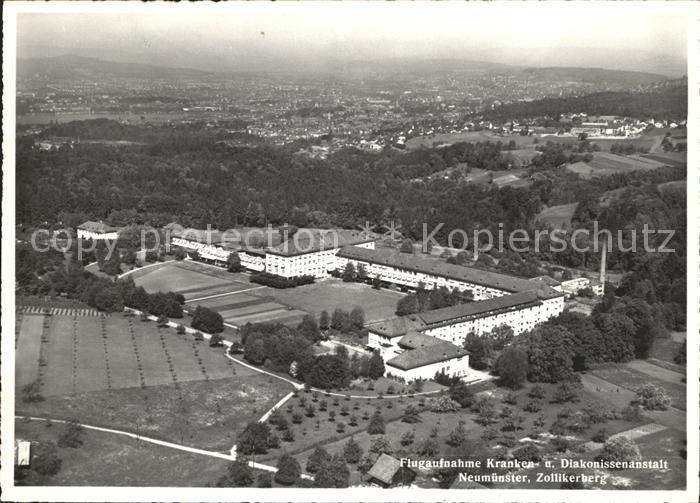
top-left (266, 279), bottom-right (404, 323)
top-left (133, 261), bottom-right (252, 300)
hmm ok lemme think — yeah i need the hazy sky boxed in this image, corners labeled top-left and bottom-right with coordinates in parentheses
top-left (15, 3), bottom-right (690, 76)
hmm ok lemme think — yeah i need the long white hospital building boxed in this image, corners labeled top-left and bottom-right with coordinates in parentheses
top-left (169, 228), bottom-right (565, 383)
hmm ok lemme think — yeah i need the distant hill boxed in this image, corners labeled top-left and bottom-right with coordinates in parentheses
top-left (520, 66), bottom-right (669, 86)
top-left (17, 55), bottom-right (214, 81)
top-left (481, 83), bottom-right (687, 121)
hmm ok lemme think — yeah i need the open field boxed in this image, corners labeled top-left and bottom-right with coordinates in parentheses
top-left (612, 428), bottom-right (686, 490)
top-left (265, 280), bottom-right (404, 323)
top-left (404, 130), bottom-right (676, 155)
top-left (184, 274), bottom-right (405, 328)
top-left (535, 203), bottom-right (578, 230)
top-left (568, 151), bottom-right (669, 178)
top-left (504, 148), bottom-right (539, 167)
top-left (15, 315), bottom-right (44, 390)
top-left (187, 291), bottom-right (306, 328)
top-left (567, 152), bottom-right (667, 178)
top-left (23, 313), bottom-right (242, 397)
top-left (134, 262), bottom-right (239, 296)
top-left (15, 418), bottom-right (230, 487)
top-left (590, 362), bottom-right (686, 411)
top-left (493, 426), bottom-right (685, 490)
top-left (405, 130), bottom-right (538, 151)
top-left (648, 333), bottom-right (685, 367)
top-left (18, 373), bottom-right (292, 451)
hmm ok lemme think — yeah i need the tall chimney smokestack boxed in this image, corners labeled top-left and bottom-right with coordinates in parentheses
top-left (599, 237), bottom-right (607, 288)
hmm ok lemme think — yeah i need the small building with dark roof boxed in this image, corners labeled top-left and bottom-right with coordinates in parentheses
top-left (367, 454), bottom-right (416, 487)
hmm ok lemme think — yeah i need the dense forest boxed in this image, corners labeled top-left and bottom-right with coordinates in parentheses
top-left (16, 120), bottom-right (685, 243)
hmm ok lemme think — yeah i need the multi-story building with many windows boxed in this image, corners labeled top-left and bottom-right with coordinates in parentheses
top-left (334, 245), bottom-right (559, 300)
top-left (264, 230), bottom-right (375, 279)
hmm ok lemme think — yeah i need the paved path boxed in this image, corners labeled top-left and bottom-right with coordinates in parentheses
top-left (187, 286), bottom-right (266, 304)
top-left (118, 260), bottom-right (176, 279)
top-left (15, 415), bottom-right (313, 480)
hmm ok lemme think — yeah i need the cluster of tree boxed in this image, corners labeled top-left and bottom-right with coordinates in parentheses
top-left (339, 262), bottom-right (368, 282)
top-left (221, 251), bottom-right (241, 272)
top-left (249, 271), bottom-right (315, 289)
top-left (462, 325), bottom-right (515, 370)
top-left (508, 296), bottom-right (666, 384)
top-left (190, 305), bottom-right (224, 334)
top-left (238, 321), bottom-right (384, 389)
top-left (395, 285), bottom-right (473, 316)
top-left (609, 142), bottom-right (647, 155)
top-left (319, 307), bottom-right (365, 333)
top-left (16, 246), bottom-right (184, 316)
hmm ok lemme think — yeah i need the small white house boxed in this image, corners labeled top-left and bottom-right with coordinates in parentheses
top-left (383, 331), bottom-right (471, 383)
top-left (15, 440), bottom-right (31, 466)
top-left (77, 221), bottom-right (119, 241)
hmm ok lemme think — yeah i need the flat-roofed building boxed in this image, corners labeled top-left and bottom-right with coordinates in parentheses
top-left (77, 221), bottom-right (119, 241)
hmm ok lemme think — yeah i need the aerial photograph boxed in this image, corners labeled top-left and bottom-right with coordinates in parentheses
top-left (3, 2), bottom-right (696, 501)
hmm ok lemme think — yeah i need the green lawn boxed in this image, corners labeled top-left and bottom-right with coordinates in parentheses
top-left (265, 279), bottom-right (404, 323)
top-left (15, 418), bottom-right (230, 487)
top-left (18, 373), bottom-right (292, 452)
top-left (536, 203), bottom-right (578, 230)
top-left (133, 262), bottom-right (233, 294)
top-left (590, 364), bottom-right (686, 411)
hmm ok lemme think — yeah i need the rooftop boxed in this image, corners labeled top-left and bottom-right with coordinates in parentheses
top-left (530, 275), bottom-right (561, 287)
top-left (397, 331), bottom-right (445, 349)
top-left (386, 338), bottom-right (468, 371)
top-left (267, 229), bottom-right (376, 256)
top-left (367, 454), bottom-right (402, 485)
top-left (417, 290), bottom-right (542, 326)
top-left (77, 221), bottom-right (117, 233)
top-left (366, 316), bottom-right (426, 338)
top-left (337, 245), bottom-right (562, 296)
